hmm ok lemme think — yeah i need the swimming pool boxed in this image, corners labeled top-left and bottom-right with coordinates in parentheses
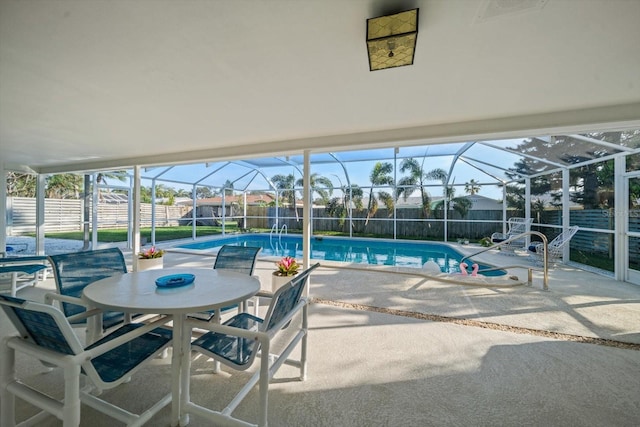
top-left (177, 234), bottom-right (505, 276)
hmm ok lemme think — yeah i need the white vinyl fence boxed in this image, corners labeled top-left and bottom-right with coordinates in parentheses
top-left (6, 197), bottom-right (189, 234)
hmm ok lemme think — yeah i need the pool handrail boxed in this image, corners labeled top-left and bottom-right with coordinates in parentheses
top-left (269, 224), bottom-right (288, 255)
top-left (269, 224), bottom-right (278, 249)
top-left (460, 231), bottom-right (549, 290)
top-left (279, 224), bottom-right (288, 248)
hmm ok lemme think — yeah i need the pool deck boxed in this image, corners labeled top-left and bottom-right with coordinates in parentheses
top-left (2, 242), bottom-right (640, 426)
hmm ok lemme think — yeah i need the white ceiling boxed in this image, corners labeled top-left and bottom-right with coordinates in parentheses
top-left (1, 0), bottom-right (639, 174)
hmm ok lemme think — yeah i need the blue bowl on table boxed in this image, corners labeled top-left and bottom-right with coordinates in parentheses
top-left (155, 274), bottom-right (195, 288)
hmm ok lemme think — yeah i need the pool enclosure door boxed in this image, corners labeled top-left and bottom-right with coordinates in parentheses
top-left (627, 176), bottom-right (640, 286)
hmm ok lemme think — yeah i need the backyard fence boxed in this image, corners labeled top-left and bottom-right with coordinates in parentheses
top-left (260, 207), bottom-right (509, 240)
top-left (7, 197), bottom-right (637, 270)
top-left (5, 197), bottom-right (188, 234)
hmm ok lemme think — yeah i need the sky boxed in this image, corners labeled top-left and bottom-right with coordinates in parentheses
top-left (133, 140), bottom-right (529, 200)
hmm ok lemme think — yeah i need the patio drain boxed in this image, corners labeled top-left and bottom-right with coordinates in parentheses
top-left (312, 298), bottom-right (640, 351)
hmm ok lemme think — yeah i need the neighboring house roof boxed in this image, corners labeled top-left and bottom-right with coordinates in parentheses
top-left (461, 195), bottom-right (503, 210)
top-left (95, 192), bottom-right (128, 204)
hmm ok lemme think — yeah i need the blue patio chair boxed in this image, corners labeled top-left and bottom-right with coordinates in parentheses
top-left (0, 294), bottom-right (173, 427)
top-left (189, 245), bottom-right (262, 323)
top-left (0, 255), bottom-right (49, 297)
top-left (188, 263), bottom-right (320, 427)
top-left (4, 243), bottom-right (28, 255)
top-left (46, 248), bottom-right (135, 342)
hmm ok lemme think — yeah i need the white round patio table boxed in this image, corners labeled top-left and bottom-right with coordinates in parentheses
top-left (83, 268), bottom-right (260, 427)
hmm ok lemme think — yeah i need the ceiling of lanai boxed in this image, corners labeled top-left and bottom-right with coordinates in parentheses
top-left (1, 0), bottom-right (639, 174)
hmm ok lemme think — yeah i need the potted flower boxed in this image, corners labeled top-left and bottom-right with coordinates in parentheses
top-left (272, 256), bottom-right (299, 292)
top-left (135, 246), bottom-right (165, 271)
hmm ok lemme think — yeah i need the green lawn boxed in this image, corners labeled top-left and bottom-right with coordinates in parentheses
top-left (40, 226), bottom-right (243, 242)
top-left (571, 250), bottom-right (614, 272)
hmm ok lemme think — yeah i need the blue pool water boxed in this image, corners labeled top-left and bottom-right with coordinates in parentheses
top-left (177, 234), bottom-right (505, 276)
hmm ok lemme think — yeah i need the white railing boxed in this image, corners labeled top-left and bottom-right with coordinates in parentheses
top-left (460, 231), bottom-right (550, 290)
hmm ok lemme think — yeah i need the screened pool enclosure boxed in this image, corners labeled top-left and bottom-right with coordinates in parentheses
top-left (4, 130), bottom-right (640, 285)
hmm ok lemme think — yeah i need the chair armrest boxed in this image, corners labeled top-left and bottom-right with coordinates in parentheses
top-left (45, 292), bottom-right (89, 308)
top-left (254, 289), bottom-right (274, 298)
top-left (66, 308), bottom-right (105, 323)
top-left (188, 297), bottom-right (308, 340)
top-left (188, 318), bottom-right (268, 341)
top-left (4, 335), bottom-right (73, 368)
top-left (0, 255), bottom-right (48, 264)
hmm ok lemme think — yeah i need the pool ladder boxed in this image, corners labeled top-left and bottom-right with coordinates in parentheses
top-left (269, 224), bottom-right (288, 255)
top-left (460, 231), bottom-right (550, 290)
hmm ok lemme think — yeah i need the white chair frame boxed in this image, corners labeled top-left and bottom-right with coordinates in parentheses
top-left (0, 299), bottom-right (173, 427)
top-left (0, 256), bottom-right (49, 297)
top-left (186, 263), bottom-right (319, 427)
top-left (492, 217), bottom-right (534, 254)
top-left (529, 226), bottom-right (580, 266)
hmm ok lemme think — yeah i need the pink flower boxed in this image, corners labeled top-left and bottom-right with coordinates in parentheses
top-left (275, 256), bottom-right (299, 276)
top-left (138, 246), bottom-right (165, 259)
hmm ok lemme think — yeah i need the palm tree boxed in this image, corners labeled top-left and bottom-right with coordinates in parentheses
top-left (271, 173), bottom-right (300, 222)
top-left (138, 186), bottom-right (151, 203)
top-left (95, 170), bottom-right (128, 201)
top-left (271, 174), bottom-right (297, 207)
top-left (450, 197), bottom-right (473, 218)
top-left (95, 170), bottom-right (127, 186)
top-left (45, 174), bottom-right (83, 199)
top-left (175, 188), bottom-right (191, 198)
top-left (430, 169), bottom-right (474, 218)
top-left (425, 168), bottom-right (448, 186)
top-left (326, 183), bottom-right (363, 230)
top-left (464, 179), bottom-right (481, 195)
top-left (295, 173), bottom-right (333, 205)
top-left (365, 162), bottom-right (394, 227)
top-left (153, 183), bottom-right (171, 198)
top-left (397, 158), bottom-right (432, 218)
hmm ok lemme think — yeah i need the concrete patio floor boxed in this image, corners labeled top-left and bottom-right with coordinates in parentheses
top-left (2, 245), bottom-right (639, 426)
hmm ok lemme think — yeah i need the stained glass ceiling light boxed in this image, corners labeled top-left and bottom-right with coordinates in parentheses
top-left (366, 8), bottom-right (419, 71)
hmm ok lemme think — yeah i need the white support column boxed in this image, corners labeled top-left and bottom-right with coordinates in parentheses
top-left (614, 155), bottom-right (626, 281)
top-left (222, 190), bottom-right (226, 235)
top-left (393, 147), bottom-right (398, 240)
top-left (132, 166), bottom-right (142, 271)
top-left (82, 175), bottom-right (91, 250)
top-left (35, 174), bottom-right (45, 255)
top-left (275, 191), bottom-right (279, 229)
top-left (127, 183), bottom-right (133, 249)
top-left (443, 183), bottom-right (448, 242)
top-left (191, 185), bottom-right (197, 240)
top-left (562, 168), bottom-right (571, 262)
top-left (525, 177), bottom-right (531, 246)
top-left (0, 164), bottom-right (6, 255)
top-left (151, 178), bottom-right (157, 246)
top-left (524, 178), bottom-right (531, 219)
top-left (243, 191), bottom-right (247, 229)
top-left (302, 150), bottom-right (311, 271)
top-left (92, 174), bottom-right (99, 249)
top-left (501, 183), bottom-right (507, 233)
